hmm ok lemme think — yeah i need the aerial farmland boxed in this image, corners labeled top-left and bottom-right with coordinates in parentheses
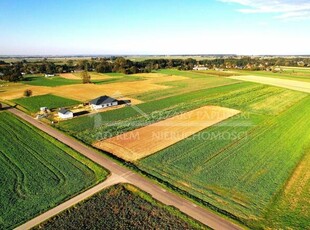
top-left (1, 61), bottom-right (310, 229)
top-left (1, 0), bottom-right (310, 229)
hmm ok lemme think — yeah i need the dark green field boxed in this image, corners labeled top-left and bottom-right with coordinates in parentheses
top-left (14, 94), bottom-right (80, 112)
top-left (22, 75), bottom-right (81, 87)
top-left (35, 184), bottom-right (206, 230)
top-left (0, 112), bottom-right (107, 229)
top-left (94, 75), bottom-right (145, 84)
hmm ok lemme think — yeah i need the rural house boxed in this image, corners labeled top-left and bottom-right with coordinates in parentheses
top-left (45, 74), bottom-right (55, 77)
top-left (193, 65), bottom-right (208, 71)
top-left (90, 95), bottom-right (119, 110)
top-left (58, 108), bottom-right (73, 119)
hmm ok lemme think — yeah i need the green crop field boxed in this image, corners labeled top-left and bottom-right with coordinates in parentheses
top-left (56, 69), bottom-right (310, 229)
top-left (57, 82), bottom-right (306, 144)
top-left (138, 96), bottom-right (310, 229)
top-left (0, 112), bottom-right (107, 229)
top-left (94, 75), bottom-right (145, 84)
top-left (22, 75), bottom-right (82, 86)
top-left (14, 94), bottom-right (80, 112)
top-left (264, 150), bottom-right (310, 229)
top-left (34, 184), bottom-right (206, 230)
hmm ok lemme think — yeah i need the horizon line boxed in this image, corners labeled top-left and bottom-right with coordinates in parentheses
top-left (1, 54), bottom-right (310, 58)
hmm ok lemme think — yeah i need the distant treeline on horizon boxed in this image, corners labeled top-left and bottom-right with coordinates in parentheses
top-left (0, 56), bottom-right (309, 82)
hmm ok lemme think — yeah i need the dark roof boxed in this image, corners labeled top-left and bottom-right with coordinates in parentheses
top-left (58, 108), bottom-right (71, 114)
top-left (90, 95), bottom-right (118, 105)
top-left (118, 99), bottom-right (131, 105)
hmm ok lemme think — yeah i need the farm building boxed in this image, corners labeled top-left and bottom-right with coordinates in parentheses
top-left (90, 95), bottom-right (118, 110)
top-left (58, 108), bottom-right (73, 119)
top-left (118, 99), bottom-right (132, 106)
top-left (193, 65), bottom-right (208, 71)
top-left (40, 107), bottom-right (48, 112)
top-left (45, 74), bottom-right (55, 77)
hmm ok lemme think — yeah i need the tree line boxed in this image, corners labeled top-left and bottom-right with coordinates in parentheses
top-left (0, 56), bottom-right (309, 82)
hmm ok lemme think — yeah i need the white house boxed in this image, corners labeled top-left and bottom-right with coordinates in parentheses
top-left (45, 74), bottom-right (55, 77)
top-left (193, 65), bottom-right (208, 71)
top-left (40, 107), bottom-right (48, 112)
top-left (58, 108), bottom-right (73, 119)
top-left (90, 95), bottom-right (118, 110)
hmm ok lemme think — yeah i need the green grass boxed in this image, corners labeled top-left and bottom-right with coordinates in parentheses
top-left (94, 75), bottom-right (145, 84)
top-left (263, 150), bottom-right (310, 229)
top-left (34, 184), bottom-right (207, 230)
top-left (103, 72), bottom-right (128, 77)
top-left (22, 75), bottom-right (82, 87)
top-left (0, 112), bottom-right (108, 229)
top-left (13, 94), bottom-right (80, 112)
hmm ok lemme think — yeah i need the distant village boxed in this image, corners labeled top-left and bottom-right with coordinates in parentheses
top-left (0, 56), bottom-right (310, 82)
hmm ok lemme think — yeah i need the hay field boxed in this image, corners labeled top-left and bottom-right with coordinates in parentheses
top-left (229, 75), bottom-right (310, 93)
top-left (94, 106), bottom-right (240, 161)
top-left (0, 83), bottom-right (52, 100)
top-left (60, 73), bottom-right (80, 79)
top-left (0, 81), bottom-right (166, 102)
top-left (52, 82), bottom-right (168, 101)
top-left (1, 73), bottom-right (189, 102)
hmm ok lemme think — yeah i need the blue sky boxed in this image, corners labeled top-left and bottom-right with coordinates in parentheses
top-left (0, 0), bottom-right (309, 55)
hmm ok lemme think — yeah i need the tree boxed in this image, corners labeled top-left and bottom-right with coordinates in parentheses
top-left (1, 65), bottom-right (23, 82)
top-left (24, 89), bottom-right (32, 97)
top-left (81, 71), bottom-right (91, 84)
top-left (96, 60), bottom-right (112, 73)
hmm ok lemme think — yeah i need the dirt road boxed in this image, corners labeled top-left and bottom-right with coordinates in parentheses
top-left (229, 75), bottom-right (310, 93)
top-left (10, 108), bottom-right (242, 230)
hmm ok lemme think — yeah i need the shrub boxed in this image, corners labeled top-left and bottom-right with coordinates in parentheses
top-left (24, 89), bottom-right (32, 97)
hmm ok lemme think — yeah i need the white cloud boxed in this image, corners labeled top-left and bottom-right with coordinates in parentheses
top-left (220, 0), bottom-right (310, 20)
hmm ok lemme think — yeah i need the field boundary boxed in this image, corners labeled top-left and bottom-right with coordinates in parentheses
top-left (94, 105), bottom-right (240, 161)
top-left (15, 174), bottom-right (126, 230)
top-left (9, 107), bottom-right (242, 230)
top-left (229, 75), bottom-right (310, 93)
